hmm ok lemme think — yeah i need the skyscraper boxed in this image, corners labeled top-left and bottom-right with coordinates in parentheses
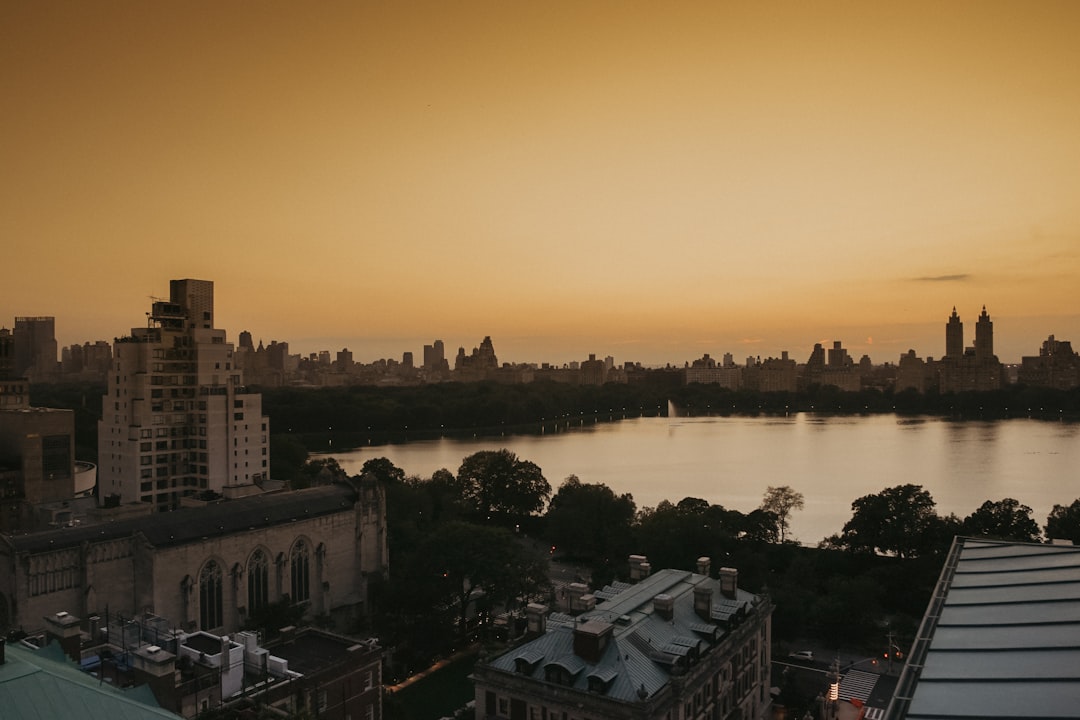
top-left (13, 316), bottom-right (58, 380)
top-left (945, 307), bottom-right (963, 359)
top-left (97, 280), bottom-right (269, 512)
top-left (974, 305), bottom-right (993, 362)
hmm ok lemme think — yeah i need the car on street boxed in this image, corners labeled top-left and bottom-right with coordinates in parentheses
top-left (788, 650), bottom-right (814, 662)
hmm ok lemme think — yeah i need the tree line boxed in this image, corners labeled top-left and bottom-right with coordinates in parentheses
top-left (25, 380), bottom-right (1080, 463)
top-left (312, 447), bottom-right (1080, 675)
top-left (261, 381), bottom-right (1080, 448)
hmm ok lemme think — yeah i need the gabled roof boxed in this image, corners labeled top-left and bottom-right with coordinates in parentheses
top-left (0, 641), bottom-right (182, 719)
top-left (4, 484), bottom-right (357, 554)
top-left (483, 568), bottom-right (766, 703)
top-left (888, 538), bottom-right (1080, 720)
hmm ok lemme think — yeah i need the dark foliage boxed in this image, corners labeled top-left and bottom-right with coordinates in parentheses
top-left (1046, 499), bottom-right (1080, 544)
top-left (962, 498), bottom-right (1041, 542)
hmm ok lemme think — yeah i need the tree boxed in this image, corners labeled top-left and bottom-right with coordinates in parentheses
top-left (292, 457), bottom-right (347, 489)
top-left (544, 476), bottom-right (636, 561)
top-left (414, 521), bottom-right (551, 637)
top-left (1046, 499), bottom-right (1080, 544)
top-left (360, 457), bottom-right (406, 484)
top-left (634, 497), bottom-right (750, 570)
top-left (739, 508), bottom-right (780, 544)
top-left (963, 498), bottom-right (1041, 542)
top-left (834, 484), bottom-right (946, 558)
top-left (269, 434), bottom-right (309, 483)
top-left (761, 486), bottom-right (805, 543)
top-left (456, 449), bottom-right (551, 520)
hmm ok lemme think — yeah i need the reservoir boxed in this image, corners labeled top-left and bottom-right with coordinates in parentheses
top-left (328, 414), bottom-right (1080, 545)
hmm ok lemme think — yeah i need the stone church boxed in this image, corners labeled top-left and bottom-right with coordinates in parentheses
top-left (0, 477), bottom-right (387, 636)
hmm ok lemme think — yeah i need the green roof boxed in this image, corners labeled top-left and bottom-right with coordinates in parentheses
top-left (0, 641), bottom-right (183, 719)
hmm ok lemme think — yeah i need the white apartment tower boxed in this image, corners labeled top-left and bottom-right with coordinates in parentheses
top-left (98, 280), bottom-right (269, 512)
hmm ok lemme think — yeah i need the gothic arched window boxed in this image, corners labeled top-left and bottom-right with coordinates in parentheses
top-left (199, 560), bottom-right (223, 630)
top-left (290, 539), bottom-right (310, 604)
top-left (248, 549), bottom-right (269, 613)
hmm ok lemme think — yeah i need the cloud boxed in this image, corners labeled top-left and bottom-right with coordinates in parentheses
top-left (912, 274), bottom-right (971, 282)
top-left (738, 337), bottom-right (764, 345)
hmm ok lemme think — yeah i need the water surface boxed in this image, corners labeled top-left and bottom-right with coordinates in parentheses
top-left (329, 414), bottom-right (1079, 545)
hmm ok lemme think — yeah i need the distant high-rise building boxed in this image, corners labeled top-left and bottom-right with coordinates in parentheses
top-left (423, 339), bottom-right (446, 370)
top-left (939, 306), bottom-right (1003, 392)
top-left (803, 341), bottom-right (859, 391)
top-left (97, 279), bottom-right (269, 512)
top-left (455, 336), bottom-right (499, 379)
top-left (946, 307), bottom-right (963, 359)
top-left (238, 330), bottom-right (254, 351)
top-left (336, 348), bottom-right (353, 372)
top-left (0, 327), bottom-right (15, 378)
top-left (1018, 335), bottom-right (1080, 390)
top-left (13, 316), bottom-right (58, 380)
top-left (974, 305), bottom-right (993, 362)
top-left (402, 351), bottom-right (414, 369)
top-left (581, 353), bottom-right (606, 385)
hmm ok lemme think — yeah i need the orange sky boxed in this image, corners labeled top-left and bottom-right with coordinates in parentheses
top-left (2, 1), bottom-right (1078, 365)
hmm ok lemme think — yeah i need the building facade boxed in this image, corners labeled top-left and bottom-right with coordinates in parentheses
top-left (0, 479), bottom-right (388, 638)
top-left (1018, 335), bottom-right (1080, 390)
top-left (97, 280), bottom-right (270, 512)
top-left (473, 558), bottom-right (773, 720)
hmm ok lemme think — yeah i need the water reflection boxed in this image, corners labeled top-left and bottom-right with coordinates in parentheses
top-left (328, 414), bottom-right (1077, 547)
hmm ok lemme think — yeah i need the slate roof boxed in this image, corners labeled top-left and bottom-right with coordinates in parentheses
top-left (485, 568), bottom-right (764, 703)
top-left (0, 641), bottom-right (182, 719)
top-left (887, 538), bottom-right (1080, 720)
top-left (3, 484), bottom-right (358, 555)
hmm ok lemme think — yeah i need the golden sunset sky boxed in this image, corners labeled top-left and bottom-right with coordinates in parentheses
top-left (2, 1), bottom-right (1078, 365)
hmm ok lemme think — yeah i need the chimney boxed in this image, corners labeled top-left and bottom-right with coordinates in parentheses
top-left (43, 611), bottom-right (82, 663)
top-left (132, 644), bottom-right (178, 713)
top-left (88, 615), bottom-right (101, 642)
top-left (573, 620), bottom-right (613, 663)
top-left (653, 594), bottom-right (674, 621)
top-left (566, 583), bottom-right (587, 612)
top-left (694, 586), bottom-right (713, 621)
top-left (696, 556), bottom-right (711, 576)
top-left (719, 567), bottom-right (738, 599)
top-left (629, 554), bottom-right (651, 581)
top-left (526, 603), bottom-right (548, 635)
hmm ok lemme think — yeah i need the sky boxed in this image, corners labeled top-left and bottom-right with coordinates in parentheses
top-left (2, 1), bottom-right (1079, 366)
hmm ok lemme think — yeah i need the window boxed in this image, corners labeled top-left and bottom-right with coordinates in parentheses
top-left (290, 539), bottom-right (310, 603)
top-left (248, 549), bottom-right (269, 613)
top-left (199, 560), bottom-right (223, 630)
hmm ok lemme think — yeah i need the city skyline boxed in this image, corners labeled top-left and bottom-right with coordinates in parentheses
top-left (3, 2), bottom-right (1079, 366)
